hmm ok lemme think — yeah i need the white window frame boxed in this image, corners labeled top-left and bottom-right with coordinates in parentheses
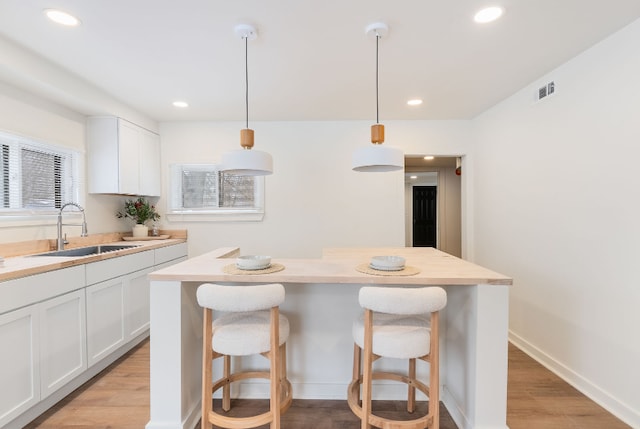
top-left (167, 164), bottom-right (265, 222)
top-left (0, 130), bottom-right (82, 223)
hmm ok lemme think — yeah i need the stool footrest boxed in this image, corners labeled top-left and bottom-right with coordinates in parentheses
top-left (208, 372), bottom-right (293, 428)
top-left (347, 372), bottom-right (433, 429)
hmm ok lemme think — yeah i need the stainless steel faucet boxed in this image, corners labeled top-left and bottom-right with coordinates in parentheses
top-left (57, 202), bottom-right (88, 250)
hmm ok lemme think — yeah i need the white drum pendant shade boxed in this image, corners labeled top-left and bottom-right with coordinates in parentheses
top-left (221, 149), bottom-right (273, 176)
top-left (352, 145), bottom-right (404, 172)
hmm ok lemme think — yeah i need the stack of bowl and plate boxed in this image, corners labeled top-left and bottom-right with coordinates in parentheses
top-left (369, 255), bottom-right (405, 271)
top-left (236, 255), bottom-right (272, 270)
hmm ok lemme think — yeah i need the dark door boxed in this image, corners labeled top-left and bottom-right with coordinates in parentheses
top-left (413, 186), bottom-right (437, 247)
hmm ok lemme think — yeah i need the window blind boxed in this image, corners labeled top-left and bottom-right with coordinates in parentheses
top-left (0, 131), bottom-right (80, 215)
top-left (220, 174), bottom-right (255, 207)
top-left (181, 168), bottom-right (218, 209)
top-left (169, 164), bottom-right (263, 214)
top-left (1, 144), bottom-right (9, 208)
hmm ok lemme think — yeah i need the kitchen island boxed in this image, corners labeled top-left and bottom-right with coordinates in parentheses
top-left (146, 247), bottom-right (512, 429)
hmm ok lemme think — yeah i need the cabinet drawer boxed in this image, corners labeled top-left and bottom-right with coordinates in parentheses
top-left (154, 243), bottom-right (188, 265)
top-left (86, 250), bottom-right (154, 285)
top-left (0, 266), bottom-right (85, 315)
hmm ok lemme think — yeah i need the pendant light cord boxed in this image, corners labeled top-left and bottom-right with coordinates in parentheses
top-left (375, 33), bottom-right (380, 124)
top-left (244, 35), bottom-right (249, 129)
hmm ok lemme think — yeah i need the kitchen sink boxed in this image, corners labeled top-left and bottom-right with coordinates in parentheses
top-left (29, 244), bottom-right (141, 257)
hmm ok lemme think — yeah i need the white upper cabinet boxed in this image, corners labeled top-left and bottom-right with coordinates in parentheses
top-left (87, 116), bottom-right (161, 196)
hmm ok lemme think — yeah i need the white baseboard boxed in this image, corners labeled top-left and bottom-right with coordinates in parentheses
top-left (441, 386), bottom-right (471, 429)
top-left (509, 330), bottom-right (639, 429)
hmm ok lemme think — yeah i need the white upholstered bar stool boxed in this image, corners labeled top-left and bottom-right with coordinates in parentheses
top-left (196, 283), bottom-right (292, 429)
top-left (347, 286), bottom-right (447, 429)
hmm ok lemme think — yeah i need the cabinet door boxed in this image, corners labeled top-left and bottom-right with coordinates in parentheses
top-left (118, 119), bottom-right (142, 195)
top-left (86, 278), bottom-right (125, 367)
top-left (139, 130), bottom-right (161, 197)
top-left (39, 290), bottom-right (87, 399)
top-left (87, 116), bottom-right (119, 194)
top-left (87, 116), bottom-right (161, 196)
top-left (124, 267), bottom-right (154, 340)
top-left (0, 306), bottom-right (39, 427)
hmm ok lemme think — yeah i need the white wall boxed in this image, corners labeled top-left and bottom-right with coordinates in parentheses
top-left (158, 120), bottom-right (471, 258)
top-left (472, 18), bottom-right (640, 427)
top-left (0, 83), bottom-right (146, 243)
top-left (0, 33), bottom-right (163, 245)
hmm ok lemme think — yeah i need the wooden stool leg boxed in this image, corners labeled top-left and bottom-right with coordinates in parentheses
top-left (353, 343), bottom-right (362, 381)
top-left (222, 354), bottom-right (231, 412)
top-left (279, 342), bottom-right (288, 404)
top-left (408, 358), bottom-right (416, 413)
top-left (280, 343), bottom-right (287, 382)
top-left (270, 307), bottom-right (281, 429)
top-left (353, 343), bottom-right (362, 406)
top-left (361, 309), bottom-right (373, 429)
top-left (202, 308), bottom-right (213, 429)
top-left (430, 312), bottom-right (440, 429)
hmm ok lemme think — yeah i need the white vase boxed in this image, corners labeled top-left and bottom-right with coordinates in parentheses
top-left (132, 224), bottom-right (149, 238)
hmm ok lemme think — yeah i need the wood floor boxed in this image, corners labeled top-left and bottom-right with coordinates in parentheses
top-left (24, 340), bottom-right (630, 429)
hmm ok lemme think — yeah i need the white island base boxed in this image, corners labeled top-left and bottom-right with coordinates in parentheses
top-left (146, 247), bottom-right (512, 429)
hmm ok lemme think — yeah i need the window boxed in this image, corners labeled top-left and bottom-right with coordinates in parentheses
top-left (0, 131), bottom-right (80, 216)
top-left (168, 164), bottom-right (265, 221)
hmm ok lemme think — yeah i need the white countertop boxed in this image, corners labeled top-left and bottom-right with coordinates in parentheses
top-left (0, 238), bottom-right (186, 282)
top-left (149, 246), bottom-right (512, 286)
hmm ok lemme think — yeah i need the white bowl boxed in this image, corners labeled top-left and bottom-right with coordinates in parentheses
top-left (237, 255), bottom-right (271, 270)
top-left (370, 255), bottom-right (405, 271)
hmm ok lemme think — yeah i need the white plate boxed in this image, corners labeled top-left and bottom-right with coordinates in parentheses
top-left (236, 255), bottom-right (271, 270)
top-left (369, 263), bottom-right (405, 271)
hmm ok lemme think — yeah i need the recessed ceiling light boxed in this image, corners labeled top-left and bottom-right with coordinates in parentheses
top-left (410, 176), bottom-right (418, 180)
top-left (423, 156), bottom-right (434, 160)
top-left (474, 6), bottom-right (504, 23)
top-left (44, 9), bottom-right (81, 26)
top-left (172, 101), bottom-right (189, 108)
top-left (407, 99), bottom-right (423, 106)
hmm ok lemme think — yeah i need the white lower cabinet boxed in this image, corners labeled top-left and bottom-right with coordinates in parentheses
top-left (39, 289), bottom-right (87, 399)
top-left (86, 265), bottom-right (156, 366)
top-left (1, 242), bottom-right (188, 427)
top-left (86, 277), bottom-right (126, 367)
top-left (125, 267), bottom-right (154, 340)
top-left (0, 305), bottom-right (40, 427)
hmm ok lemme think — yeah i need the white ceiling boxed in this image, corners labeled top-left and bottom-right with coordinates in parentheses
top-left (0, 0), bottom-right (639, 123)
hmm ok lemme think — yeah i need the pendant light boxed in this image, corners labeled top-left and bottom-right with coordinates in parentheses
top-left (352, 22), bottom-right (404, 173)
top-left (220, 24), bottom-right (273, 176)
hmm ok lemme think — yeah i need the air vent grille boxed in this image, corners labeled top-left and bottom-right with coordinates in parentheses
top-left (537, 81), bottom-right (555, 101)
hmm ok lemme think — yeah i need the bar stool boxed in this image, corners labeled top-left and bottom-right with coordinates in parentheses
top-left (196, 283), bottom-right (292, 429)
top-left (347, 286), bottom-right (447, 429)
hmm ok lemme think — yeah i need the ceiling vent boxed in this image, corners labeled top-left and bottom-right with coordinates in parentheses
top-left (537, 81), bottom-right (555, 101)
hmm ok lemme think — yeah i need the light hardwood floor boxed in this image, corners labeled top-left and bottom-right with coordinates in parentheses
top-left (24, 340), bottom-right (630, 429)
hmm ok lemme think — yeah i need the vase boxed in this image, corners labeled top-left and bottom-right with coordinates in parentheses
top-left (132, 224), bottom-right (149, 238)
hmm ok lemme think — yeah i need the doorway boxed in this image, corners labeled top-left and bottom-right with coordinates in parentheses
top-left (412, 186), bottom-right (437, 247)
top-left (404, 156), bottom-right (462, 257)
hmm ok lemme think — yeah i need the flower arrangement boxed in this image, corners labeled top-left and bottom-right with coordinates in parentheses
top-left (116, 197), bottom-right (160, 225)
